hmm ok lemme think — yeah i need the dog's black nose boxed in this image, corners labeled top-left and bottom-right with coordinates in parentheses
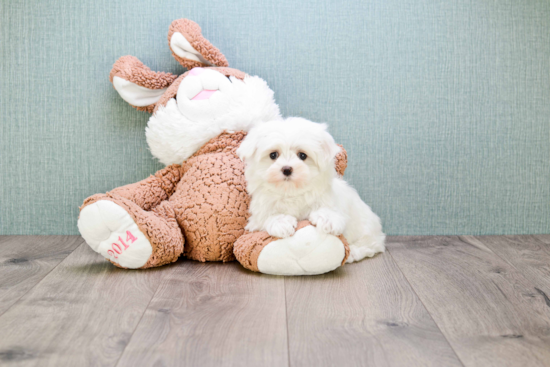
top-left (282, 166), bottom-right (293, 176)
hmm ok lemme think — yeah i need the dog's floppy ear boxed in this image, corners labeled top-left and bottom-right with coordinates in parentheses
top-left (319, 123), bottom-right (342, 161)
top-left (110, 56), bottom-right (178, 113)
top-left (317, 122), bottom-right (347, 176)
top-left (168, 19), bottom-right (229, 70)
top-left (237, 130), bottom-right (261, 162)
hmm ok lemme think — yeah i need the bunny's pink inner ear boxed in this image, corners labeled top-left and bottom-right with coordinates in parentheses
top-left (168, 19), bottom-right (229, 69)
top-left (110, 56), bottom-right (178, 113)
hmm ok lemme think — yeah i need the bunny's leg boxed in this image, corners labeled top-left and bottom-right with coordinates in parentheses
top-left (79, 197), bottom-right (183, 269)
top-left (78, 164), bottom-right (185, 269)
top-left (233, 221), bottom-right (350, 276)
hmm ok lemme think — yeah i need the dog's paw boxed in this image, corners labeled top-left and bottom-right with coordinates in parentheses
top-left (309, 208), bottom-right (347, 235)
top-left (265, 214), bottom-right (298, 238)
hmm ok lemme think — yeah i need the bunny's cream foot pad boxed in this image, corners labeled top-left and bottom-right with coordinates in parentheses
top-left (258, 226), bottom-right (345, 275)
top-left (78, 200), bottom-right (152, 269)
top-left (234, 223), bottom-right (347, 276)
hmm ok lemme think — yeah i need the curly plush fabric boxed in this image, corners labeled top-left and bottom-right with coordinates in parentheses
top-left (108, 163), bottom-right (184, 210)
top-left (170, 131), bottom-right (250, 262)
top-left (335, 144), bottom-right (348, 177)
top-left (168, 19), bottom-right (229, 69)
top-left (233, 228), bottom-right (277, 272)
top-left (337, 233), bottom-right (351, 265)
top-left (109, 56), bottom-right (178, 90)
top-left (109, 56), bottom-right (179, 113)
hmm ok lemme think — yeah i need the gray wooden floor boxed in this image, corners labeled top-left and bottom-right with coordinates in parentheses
top-left (1, 235), bottom-right (549, 367)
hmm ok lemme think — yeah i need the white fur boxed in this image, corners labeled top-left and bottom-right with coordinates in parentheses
top-left (146, 72), bottom-right (281, 165)
top-left (264, 214), bottom-right (298, 238)
top-left (238, 117), bottom-right (385, 263)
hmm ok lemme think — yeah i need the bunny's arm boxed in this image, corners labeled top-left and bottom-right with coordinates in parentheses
top-left (83, 164), bottom-right (184, 212)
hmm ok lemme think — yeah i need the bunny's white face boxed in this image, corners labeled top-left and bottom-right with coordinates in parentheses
top-left (175, 67), bottom-right (234, 121)
top-left (145, 68), bottom-right (281, 165)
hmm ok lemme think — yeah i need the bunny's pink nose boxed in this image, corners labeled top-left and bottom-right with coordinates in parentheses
top-left (189, 67), bottom-right (205, 76)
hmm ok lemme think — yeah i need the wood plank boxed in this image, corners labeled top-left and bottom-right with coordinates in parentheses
top-left (285, 251), bottom-right (463, 367)
top-left (116, 261), bottom-right (288, 367)
top-left (0, 236), bottom-right (82, 316)
top-left (477, 235), bottom-right (550, 296)
top-left (535, 235), bottom-right (550, 244)
top-left (0, 243), bottom-right (165, 367)
top-left (387, 236), bottom-right (550, 367)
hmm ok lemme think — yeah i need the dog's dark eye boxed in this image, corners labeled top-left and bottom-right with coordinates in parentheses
top-left (269, 152), bottom-right (279, 160)
top-left (298, 152), bottom-right (307, 161)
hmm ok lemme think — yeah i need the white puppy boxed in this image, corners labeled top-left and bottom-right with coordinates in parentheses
top-left (237, 117), bottom-right (386, 263)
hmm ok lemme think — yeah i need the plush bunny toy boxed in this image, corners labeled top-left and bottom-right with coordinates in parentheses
top-left (77, 19), bottom-right (352, 275)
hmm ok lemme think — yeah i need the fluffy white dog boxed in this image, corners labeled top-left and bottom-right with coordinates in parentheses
top-left (237, 117), bottom-right (386, 263)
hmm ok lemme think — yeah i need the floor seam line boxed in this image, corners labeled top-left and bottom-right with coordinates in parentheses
top-left (284, 277), bottom-right (292, 367)
top-left (468, 235), bottom-right (550, 311)
top-left (468, 235), bottom-right (531, 275)
top-left (386, 246), bottom-right (467, 367)
top-left (0, 237), bottom-right (86, 320)
top-left (113, 265), bottom-right (170, 367)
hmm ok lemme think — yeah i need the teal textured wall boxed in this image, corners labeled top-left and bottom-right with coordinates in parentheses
top-left (1, 0), bottom-right (549, 235)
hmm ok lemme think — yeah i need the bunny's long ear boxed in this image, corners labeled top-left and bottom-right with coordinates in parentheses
top-left (110, 56), bottom-right (178, 113)
top-left (168, 19), bottom-right (228, 69)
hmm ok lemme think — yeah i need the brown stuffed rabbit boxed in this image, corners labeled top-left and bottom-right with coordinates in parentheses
top-left (77, 19), bottom-right (351, 275)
